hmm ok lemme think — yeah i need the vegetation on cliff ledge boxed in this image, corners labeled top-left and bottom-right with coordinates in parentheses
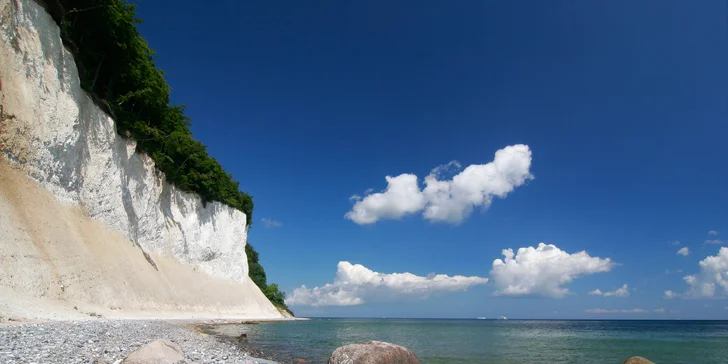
top-left (246, 243), bottom-right (293, 316)
top-left (56, 0), bottom-right (253, 226)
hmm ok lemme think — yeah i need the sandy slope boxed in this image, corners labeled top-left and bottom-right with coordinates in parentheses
top-left (0, 159), bottom-right (285, 321)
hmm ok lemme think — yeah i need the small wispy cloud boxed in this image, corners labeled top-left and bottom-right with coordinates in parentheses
top-left (669, 241), bottom-right (681, 246)
top-left (349, 189), bottom-right (375, 202)
top-left (585, 308), bottom-right (646, 314)
top-left (260, 218), bottom-right (283, 228)
top-left (704, 239), bottom-right (723, 245)
top-left (664, 290), bottom-right (679, 299)
top-left (708, 230), bottom-right (719, 236)
top-left (677, 247), bottom-right (690, 256)
top-left (589, 284), bottom-right (629, 297)
top-left (654, 308), bottom-right (666, 313)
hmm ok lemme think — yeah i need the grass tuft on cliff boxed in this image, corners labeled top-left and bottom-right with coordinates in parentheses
top-left (57, 0), bottom-right (254, 227)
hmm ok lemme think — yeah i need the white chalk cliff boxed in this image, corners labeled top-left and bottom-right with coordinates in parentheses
top-left (0, 0), bottom-right (284, 319)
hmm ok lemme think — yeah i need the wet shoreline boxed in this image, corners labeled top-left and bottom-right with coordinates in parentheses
top-left (195, 322), bottom-right (311, 364)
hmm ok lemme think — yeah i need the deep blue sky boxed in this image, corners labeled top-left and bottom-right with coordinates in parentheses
top-left (135, 0), bottom-right (728, 319)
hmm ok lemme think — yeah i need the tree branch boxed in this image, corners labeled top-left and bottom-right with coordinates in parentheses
top-left (67, 5), bottom-right (109, 14)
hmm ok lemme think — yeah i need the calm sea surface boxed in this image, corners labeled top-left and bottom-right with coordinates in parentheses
top-left (211, 319), bottom-right (728, 364)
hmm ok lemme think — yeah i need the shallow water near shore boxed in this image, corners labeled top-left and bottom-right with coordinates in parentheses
top-left (208, 318), bottom-right (728, 363)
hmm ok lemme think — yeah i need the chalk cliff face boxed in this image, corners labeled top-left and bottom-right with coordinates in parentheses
top-left (0, 0), bottom-right (282, 318)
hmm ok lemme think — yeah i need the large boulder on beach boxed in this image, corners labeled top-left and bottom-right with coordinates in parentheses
top-left (328, 340), bottom-right (419, 364)
top-left (623, 357), bottom-right (654, 364)
top-left (122, 339), bottom-right (184, 364)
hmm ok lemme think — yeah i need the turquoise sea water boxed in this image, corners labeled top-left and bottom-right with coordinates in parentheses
top-left (213, 319), bottom-right (728, 364)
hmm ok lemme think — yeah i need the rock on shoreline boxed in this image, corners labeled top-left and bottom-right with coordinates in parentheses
top-left (328, 341), bottom-right (419, 364)
top-left (623, 357), bottom-right (655, 364)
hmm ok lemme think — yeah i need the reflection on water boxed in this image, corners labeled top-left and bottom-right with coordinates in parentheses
top-left (207, 319), bottom-right (728, 364)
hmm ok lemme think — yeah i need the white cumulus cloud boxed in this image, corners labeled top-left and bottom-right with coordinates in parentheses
top-left (285, 262), bottom-right (488, 307)
top-left (665, 247), bottom-right (728, 298)
top-left (709, 230), bottom-right (719, 236)
top-left (345, 174), bottom-right (426, 224)
top-left (590, 284), bottom-right (630, 297)
top-left (677, 247), bottom-right (690, 256)
top-left (489, 243), bottom-right (615, 298)
top-left (345, 144), bottom-right (533, 225)
top-left (585, 308), bottom-right (646, 314)
top-left (705, 239), bottom-right (723, 245)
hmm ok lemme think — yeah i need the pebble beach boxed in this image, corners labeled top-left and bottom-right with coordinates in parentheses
top-left (0, 320), bottom-right (281, 364)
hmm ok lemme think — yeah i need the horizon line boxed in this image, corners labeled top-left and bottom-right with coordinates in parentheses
top-left (296, 316), bottom-right (725, 321)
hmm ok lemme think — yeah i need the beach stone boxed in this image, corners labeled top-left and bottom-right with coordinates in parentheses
top-left (623, 357), bottom-right (655, 364)
top-left (122, 339), bottom-right (184, 364)
top-left (328, 340), bottom-right (419, 364)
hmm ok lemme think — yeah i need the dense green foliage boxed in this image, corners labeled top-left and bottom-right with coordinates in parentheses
top-left (57, 0), bottom-right (253, 226)
top-left (245, 243), bottom-right (268, 289)
top-left (248, 263), bottom-right (267, 290)
top-left (246, 244), bottom-right (293, 316)
top-left (264, 284), bottom-right (287, 306)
